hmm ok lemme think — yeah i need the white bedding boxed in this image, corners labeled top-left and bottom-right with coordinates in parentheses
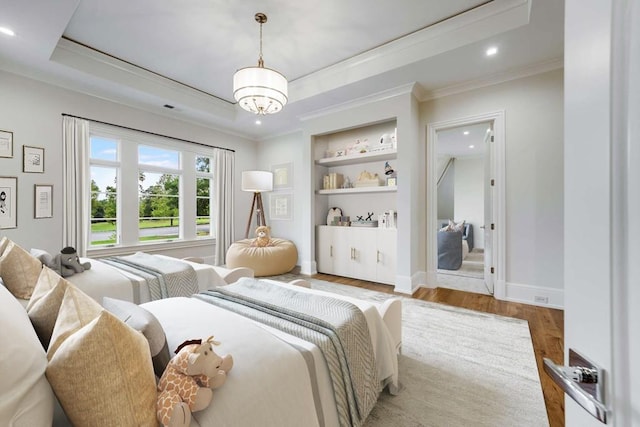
top-left (142, 281), bottom-right (399, 427)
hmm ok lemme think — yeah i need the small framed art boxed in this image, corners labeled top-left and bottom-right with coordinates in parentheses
top-left (23, 145), bottom-right (45, 173)
top-left (386, 176), bottom-right (397, 187)
top-left (0, 130), bottom-right (13, 158)
top-left (0, 176), bottom-right (18, 229)
top-left (34, 184), bottom-right (53, 219)
top-left (272, 162), bottom-right (293, 190)
top-left (270, 193), bottom-right (292, 220)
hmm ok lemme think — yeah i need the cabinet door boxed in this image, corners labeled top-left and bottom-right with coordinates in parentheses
top-left (351, 228), bottom-right (378, 282)
top-left (332, 228), bottom-right (352, 277)
top-left (376, 229), bottom-right (397, 285)
top-left (316, 226), bottom-right (334, 274)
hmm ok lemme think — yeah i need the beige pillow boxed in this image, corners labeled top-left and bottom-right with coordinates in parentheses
top-left (46, 310), bottom-right (157, 426)
top-left (0, 236), bottom-right (9, 256)
top-left (0, 240), bottom-right (42, 299)
top-left (46, 285), bottom-right (103, 360)
top-left (26, 267), bottom-right (71, 348)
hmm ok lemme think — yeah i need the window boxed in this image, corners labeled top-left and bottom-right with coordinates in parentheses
top-left (87, 125), bottom-right (215, 250)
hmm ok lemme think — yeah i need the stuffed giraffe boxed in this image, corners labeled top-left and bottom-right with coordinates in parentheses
top-left (157, 336), bottom-right (233, 427)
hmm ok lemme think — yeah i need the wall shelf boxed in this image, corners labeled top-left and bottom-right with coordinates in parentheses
top-left (316, 186), bottom-right (397, 195)
top-left (315, 149), bottom-right (396, 167)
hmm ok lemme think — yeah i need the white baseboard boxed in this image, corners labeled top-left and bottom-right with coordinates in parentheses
top-left (422, 270), bottom-right (438, 289)
top-left (300, 260), bottom-right (317, 276)
top-left (500, 281), bottom-right (564, 309)
top-left (395, 271), bottom-right (426, 294)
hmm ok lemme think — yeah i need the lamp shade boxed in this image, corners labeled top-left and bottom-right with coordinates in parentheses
top-left (242, 171), bottom-right (273, 192)
top-left (233, 66), bottom-right (288, 115)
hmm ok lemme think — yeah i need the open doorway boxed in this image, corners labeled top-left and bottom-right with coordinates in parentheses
top-left (435, 122), bottom-right (491, 294)
top-left (426, 111), bottom-right (505, 298)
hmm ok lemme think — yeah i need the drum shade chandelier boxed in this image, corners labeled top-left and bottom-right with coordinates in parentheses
top-left (233, 13), bottom-right (288, 115)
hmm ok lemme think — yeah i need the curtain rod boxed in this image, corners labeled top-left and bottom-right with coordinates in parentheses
top-left (62, 113), bottom-right (235, 152)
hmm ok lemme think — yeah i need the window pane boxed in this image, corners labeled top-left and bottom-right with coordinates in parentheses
top-left (196, 177), bottom-right (210, 197)
top-left (139, 172), bottom-right (180, 242)
top-left (196, 177), bottom-right (211, 237)
top-left (139, 145), bottom-right (180, 169)
top-left (196, 156), bottom-right (210, 173)
top-left (90, 136), bottom-right (118, 161)
top-left (90, 166), bottom-right (118, 246)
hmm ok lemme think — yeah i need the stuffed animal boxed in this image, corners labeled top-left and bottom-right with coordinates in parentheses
top-left (251, 225), bottom-right (272, 247)
top-left (157, 336), bottom-right (233, 427)
top-left (47, 246), bottom-right (91, 277)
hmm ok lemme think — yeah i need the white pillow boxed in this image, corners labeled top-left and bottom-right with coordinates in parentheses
top-left (0, 283), bottom-right (55, 425)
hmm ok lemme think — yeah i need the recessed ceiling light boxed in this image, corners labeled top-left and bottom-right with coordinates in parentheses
top-left (486, 128), bottom-right (491, 132)
top-left (255, 120), bottom-right (262, 125)
top-left (0, 27), bottom-right (15, 37)
top-left (463, 131), bottom-right (469, 135)
top-left (486, 46), bottom-right (498, 56)
top-left (469, 145), bottom-right (475, 149)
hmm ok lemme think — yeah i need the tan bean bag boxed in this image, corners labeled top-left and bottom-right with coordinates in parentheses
top-left (226, 238), bottom-right (297, 277)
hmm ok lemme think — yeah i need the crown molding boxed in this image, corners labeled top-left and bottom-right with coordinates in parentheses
top-left (420, 56), bottom-right (564, 101)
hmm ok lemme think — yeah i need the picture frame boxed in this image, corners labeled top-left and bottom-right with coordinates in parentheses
top-left (386, 176), bottom-right (397, 187)
top-left (23, 145), bottom-right (45, 173)
top-left (0, 176), bottom-right (18, 229)
top-left (0, 130), bottom-right (13, 158)
top-left (34, 184), bottom-right (53, 219)
top-left (270, 193), bottom-right (292, 221)
top-left (272, 162), bottom-right (292, 190)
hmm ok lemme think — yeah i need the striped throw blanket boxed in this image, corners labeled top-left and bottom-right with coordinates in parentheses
top-left (103, 252), bottom-right (198, 301)
top-left (194, 278), bottom-right (380, 427)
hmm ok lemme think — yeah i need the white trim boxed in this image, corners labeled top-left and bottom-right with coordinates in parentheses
top-left (420, 57), bottom-right (564, 102)
top-left (502, 281), bottom-right (564, 309)
top-left (87, 237), bottom-right (216, 258)
top-left (394, 271), bottom-right (425, 295)
top-left (426, 110), bottom-right (506, 298)
top-left (300, 260), bottom-right (317, 276)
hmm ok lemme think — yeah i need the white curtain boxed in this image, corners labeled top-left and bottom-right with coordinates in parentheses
top-left (62, 116), bottom-right (91, 256)
top-left (214, 149), bottom-right (235, 265)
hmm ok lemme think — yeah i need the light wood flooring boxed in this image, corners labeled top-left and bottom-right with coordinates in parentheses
top-left (313, 273), bottom-right (565, 427)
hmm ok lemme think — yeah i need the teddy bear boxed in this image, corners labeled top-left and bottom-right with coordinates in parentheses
top-left (47, 246), bottom-right (91, 278)
top-left (157, 336), bottom-right (233, 427)
top-left (250, 225), bottom-right (272, 247)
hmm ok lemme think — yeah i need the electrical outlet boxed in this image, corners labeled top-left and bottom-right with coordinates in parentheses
top-left (534, 296), bottom-right (549, 304)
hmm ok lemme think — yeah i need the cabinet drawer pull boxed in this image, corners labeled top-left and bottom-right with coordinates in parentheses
top-left (377, 250), bottom-right (381, 263)
top-left (330, 245), bottom-right (333, 257)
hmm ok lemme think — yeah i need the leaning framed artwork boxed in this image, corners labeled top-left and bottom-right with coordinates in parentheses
top-left (0, 176), bottom-right (18, 229)
top-left (0, 130), bottom-right (13, 158)
top-left (34, 184), bottom-right (53, 219)
top-left (270, 193), bottom-right (292, 220)
top-left (272, 162), bottom-right (292, 190)
top-left (23, 145), bottom-right (45, 173)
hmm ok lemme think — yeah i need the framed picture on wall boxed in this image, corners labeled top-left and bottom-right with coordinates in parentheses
top-left (270, 193), bottom-right (292, 220)
top-left (272, 162), bottom-right (292, 190)
top-left (34, 184), bottom-right (53, 219)
top-left (23, 145), bottom-right (45, 173)
top-left (0, 176), bottom-right (18, 229)
top-left (0, 130), bottom-right (13, 158)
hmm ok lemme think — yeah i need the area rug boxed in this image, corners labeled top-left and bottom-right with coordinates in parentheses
top-left (268, 277), bottom-right (549, 427)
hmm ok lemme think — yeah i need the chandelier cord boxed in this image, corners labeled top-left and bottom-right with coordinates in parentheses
top-left (258, 20), bottom-right (264, 68)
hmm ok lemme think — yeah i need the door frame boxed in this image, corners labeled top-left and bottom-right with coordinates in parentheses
top-left (426, 110), bottom-right (506, 298)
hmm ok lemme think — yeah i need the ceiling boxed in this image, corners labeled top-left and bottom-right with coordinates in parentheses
top-left (437, 122), bottom-right (492, 158)
top-left (0, 0), bottom-right (563, 140)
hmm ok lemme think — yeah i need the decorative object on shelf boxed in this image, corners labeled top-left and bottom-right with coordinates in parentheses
top-left (386, 176), bottom-right (397, 186)
top-left (347, 138), bottom-right (369, 155)
top-left (352, 212), bottom-right (377, 227)
top-left (326, 207), bottom-right (342, 225)
top-left (335, 149), bottom-right (346, 157)
top-left (233, 13), bottom-right (287, 115)
top-left (354, 170), bottom-right (381, 187)
top-left (330, 216), bottom-right (351, 226)
top-left (322, 173), bottom-right (344, 189)
top-left (378, 210), bottom-right (397, 229)
top-left (23, 145), bottom-right (44, 173)
top-left (384, 161), bottom-right (395, 175)
top-left (34, 184), bottom-right (53, 219)
top-left (0, 176), bottom-right (17, 229)
top-left (341, 176), bottom-right (352, 189)
top-left (0, 130), bottom-right (13, 158)
top-left (270, 192), bottom-right (292, 220)
top-left (272, 162), bottom-right (292, 190)
top-left (242, 170), bottom-right (273, 238)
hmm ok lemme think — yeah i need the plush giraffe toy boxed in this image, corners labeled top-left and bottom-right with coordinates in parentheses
top-left (157, 336), bottom-right (233, 427)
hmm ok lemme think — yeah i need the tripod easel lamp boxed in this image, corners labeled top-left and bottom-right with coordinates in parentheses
top-left (242, 170), bottom-right (273, 238)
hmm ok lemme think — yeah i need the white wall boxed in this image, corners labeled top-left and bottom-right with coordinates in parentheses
top-left (454, 157), bottom-right (484, 249)
top-left (422, 68), bottom-right (565, 300)
top-left (0, 70), bottom-right (258, 260)
top-left (437, 160), bottom-right (455, 220)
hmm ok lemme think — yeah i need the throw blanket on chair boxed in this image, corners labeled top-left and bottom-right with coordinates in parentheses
top-left (103, 252), bottom-right (198, 301)
top-left (194, 278), bottom-right (380, 427)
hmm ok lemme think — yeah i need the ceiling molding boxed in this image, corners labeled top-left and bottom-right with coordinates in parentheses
top-left (420, 56), bottom-right (564, 101)
top-left (289, 0), bottom-right (531, 103)
top-left (50, 38), bottom-right (237, 121)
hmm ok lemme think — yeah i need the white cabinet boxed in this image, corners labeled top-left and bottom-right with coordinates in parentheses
top-left (316, 226), bottom-right (396, 285)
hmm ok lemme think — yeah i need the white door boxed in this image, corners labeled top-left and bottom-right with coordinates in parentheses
top-left (483, 128), bottom-right (494, 294)
top-left (561, 1), bottom-right (638, 425)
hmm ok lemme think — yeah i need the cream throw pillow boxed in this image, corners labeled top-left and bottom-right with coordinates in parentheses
top-left (46, 285), bottom-right (103, 360)
top-left (0, 240), bottom-right (42, 299)
top-left (26, 267), bottom-right (71, 348)
top-left (0, 236), bottom-right (9, 256)
top-left (46, 310), bottom-right (157, 426)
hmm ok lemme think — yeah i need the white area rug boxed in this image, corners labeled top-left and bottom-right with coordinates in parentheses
top-left (296, 279), bottom-right (549, 427)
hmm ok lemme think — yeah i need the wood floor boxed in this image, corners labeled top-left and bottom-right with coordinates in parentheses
top-left (313, 273), bottom-right (565, 427)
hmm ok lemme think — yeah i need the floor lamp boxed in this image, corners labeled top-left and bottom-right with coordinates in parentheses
top-left (242, 170), bottom-right (273, 238)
